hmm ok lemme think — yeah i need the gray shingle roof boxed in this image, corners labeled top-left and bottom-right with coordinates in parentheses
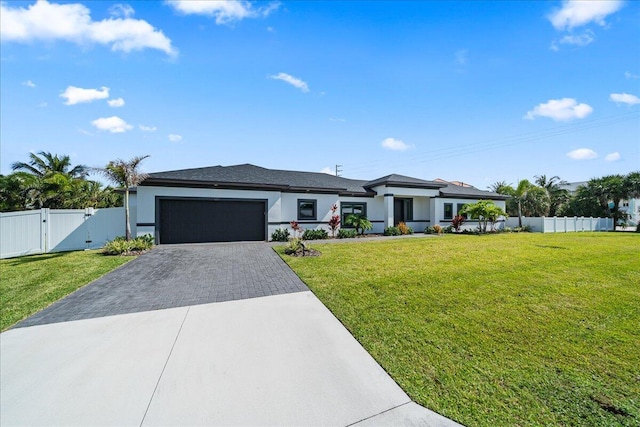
top-left (143, 163), bottom-right (507, 199)
top-left (143, 164), bottom-right (371, 195)
top-left (364, 174), bottom-right (446, 189)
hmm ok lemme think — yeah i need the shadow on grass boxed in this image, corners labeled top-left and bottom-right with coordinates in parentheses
top-left (3, 252), bottom-right (70, 266)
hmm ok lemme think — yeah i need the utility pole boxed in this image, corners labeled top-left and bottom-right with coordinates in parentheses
top-left (335, 165), bottom-right (342, 177)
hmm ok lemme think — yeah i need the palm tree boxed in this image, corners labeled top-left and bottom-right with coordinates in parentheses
top-left (12, 151), bottom-right (88, 179)
top-left (96, 155), bottom-right (150, 240)
top-left (535, 175), bottom-right (569, 216)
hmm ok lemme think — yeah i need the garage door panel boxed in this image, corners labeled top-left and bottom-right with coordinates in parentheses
top-left (159, 199), bottom-right (265, 244)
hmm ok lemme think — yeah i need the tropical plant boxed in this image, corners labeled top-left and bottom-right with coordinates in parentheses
top-left (451, 215), bottom-right (465, 232)
top-left (460, 200), bottom-right (507, 233)
top-left (96, 155), bottom-right (150, 240)
top-left (535, 175), bottom-right (569, 216)
top-left (102, 234), bottom-right (154, 255)
top-left (397, 221), bottom-right (413, 235)
top-left (11, 151), bottom-right (88, 179)
top-left (290, 220), bottom-right (303, 238)
top-left (432, 224), bottom-right (443, 235)
top-left (344, 213), bottom-right (373, 235)
top-left (328, 204), bottom-right (340, 237)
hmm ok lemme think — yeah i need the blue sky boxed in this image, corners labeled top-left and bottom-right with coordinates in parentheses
top-left (1, 0), bottom-right (639, 188)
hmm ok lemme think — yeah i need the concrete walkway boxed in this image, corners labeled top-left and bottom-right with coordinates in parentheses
top-left (1, 243), bottom-right (462, 426)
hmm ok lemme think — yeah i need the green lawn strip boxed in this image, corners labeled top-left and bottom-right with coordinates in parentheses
top-left (1, 251), bottom-right (132, 331)
top-left (277, 233), bottom-right (640, 427)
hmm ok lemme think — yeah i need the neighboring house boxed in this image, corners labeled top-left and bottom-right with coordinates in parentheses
top-left (133, 164), bottom-right (508, 244)
top-left (561, 181), bottom-right (640, 225)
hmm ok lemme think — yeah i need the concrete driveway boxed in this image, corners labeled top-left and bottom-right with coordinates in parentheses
top-left (1, 243), bottom-right (461, 426)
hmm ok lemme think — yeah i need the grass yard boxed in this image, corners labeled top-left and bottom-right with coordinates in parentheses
top-left (1, 251), bottom-right (132, 331)
top-left (277, 233), bottom-right (640, 427)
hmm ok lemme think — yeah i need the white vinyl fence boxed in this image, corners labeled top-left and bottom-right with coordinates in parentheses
top-left (0, 208), bottom-right (126, 259)
top-left (505, 216), bottom-right (613, 233)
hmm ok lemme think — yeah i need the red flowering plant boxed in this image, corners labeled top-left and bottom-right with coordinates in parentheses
top-left (328, 204), bottom-right (340, 238)
top-left (290, 220), bottom-right (303, 238)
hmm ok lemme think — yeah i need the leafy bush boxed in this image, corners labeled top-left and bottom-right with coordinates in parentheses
top-left (397, 222), bottom-right (413, 235)
top-left (284, 237), bottom-right (304, 255)
top-left (337, 229), bottom-right (358, 239)
top-left (424, 226), bottom-right (436, 234)
top-left (451, 215), bottom-right (465, 232)
top-left (384, 226), bottom-right (401, 236)
top-left (271, 228), bottom-right (290, 242)
top-left (443, 225), bottom-right (454, 234)
top-left (103, 235), bottom-right (154, 255)
top-left (344, 214), bottom-right (373, 235)
top-left (302, 229), bottom-right (329, 240)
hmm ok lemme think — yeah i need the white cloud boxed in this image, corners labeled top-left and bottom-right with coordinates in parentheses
top-left (609, 93), bottom-right (640, 105)
top-left (524, 98), bottom-right (593, 121)
top-left (567, 148), bottom-right (598, 160)
top-left (109, 4), bottom-right (135, 19)
top-left (168, 133), bottom-right (183, 142)
top-left (269, 72), bottom-right (309, 93)
top-left (22, 80), bottom-right (36, 87)
top-left (60, 86), bottom-right (109, 105)
top-left (107, 97), bottom-right (125, 107)
top-left (139, 124), bottom-right (157, 132)
top-left (167, 0), bottom-right (280, 24)
top-left (320, 167), bottom-right (335, 175)
top-left (560, 31), bottom-right (594, 47)
top-left (1, 0), bottom-right (176, 56)
top-left (605, 152), bottom-right (621, 162)
top-left (38, 101), bottom-right (47, 108)
top-left (91, 116), bottom-right (133, 133)
top-left (329, 117), bottom-right (346, 123)
top-left (625, 71), bottom-right (639, 80)
top-left (548, 0), bottom-right (624, 30)
top-left (381, 137), bottom-right (412, 151)
top-left (455, 49), bottom-right (468, 65)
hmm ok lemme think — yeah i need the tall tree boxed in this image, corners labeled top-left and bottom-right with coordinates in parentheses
top-left (588, 174), bottom-right (630, 226)
top-left (96, 155), bottom-right (150, 240)
top-left (12, 151), bottom-right (88, 179)
top-left (499, 180), bottom-right (549, 227)
top-left (535, 175), bottom-right (569, 216)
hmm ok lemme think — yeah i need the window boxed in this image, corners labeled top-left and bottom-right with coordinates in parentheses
top-left (444, 203), bottom-right (453, 220)
top-left (457, 203), bottom-right (468, 219)
top-left (297, 199), bottom-right (317, 220)
top-left (341, 202), bottom-right (367, 227)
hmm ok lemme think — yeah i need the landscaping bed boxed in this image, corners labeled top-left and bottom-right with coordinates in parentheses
top-left (277, 233), bottom-right (640, 427)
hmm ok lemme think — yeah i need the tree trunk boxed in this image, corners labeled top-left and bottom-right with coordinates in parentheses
top-left (125, 189), bottom-right (131, 240)
top-left (517, 201), bottom-right (523, 228)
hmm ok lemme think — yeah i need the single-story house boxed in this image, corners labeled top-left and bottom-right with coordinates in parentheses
top-left (132, 163), bottom-right (508, 244)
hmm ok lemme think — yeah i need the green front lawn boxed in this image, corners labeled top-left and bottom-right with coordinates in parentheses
top-left (1, 251), bottom-right (132, 331)
top-left (278, 233), bottom-right (640, 427)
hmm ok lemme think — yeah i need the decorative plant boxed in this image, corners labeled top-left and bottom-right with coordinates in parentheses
top-left (271, 228), bottom-right (290, 242)
top-left (337, 229), bottom-right (358, 239)
top-left (451, 215), bottom-right (465, 232)
top-left (328, 204), bottom-right (340, 237)
top-left (302, 229), bottom-right (328, 240)
top-left (397, 221), bottom-right (413, 235)
top-left (432, 224), bottom-right (443, 235)
top-left (384, 226), bottom-right (401, 236)
top-left (290, 220), bottom-right (304, 238)
top-left (345, 213), bottom-right (373, 235)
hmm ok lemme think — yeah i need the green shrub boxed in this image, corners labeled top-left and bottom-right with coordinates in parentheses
top-left (271, 228), bottom-right (290, 242)
top-left (337, 229), bottom-right (358, 239)
top-left (424, 226), bottom-right (436, 234)
top-left (284, 237), bottom-right (303, 255)
top-left (102, 235), bottom-right (154, 255)
top-left (384, 226), bottom-right (401, 236)
top-left (302, 229), bottom-right (329, 240)
top-left (344, 214), bottom-right (373, 235)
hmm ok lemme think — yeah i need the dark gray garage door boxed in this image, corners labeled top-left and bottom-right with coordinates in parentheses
top-left (159, 199), bottom-right (266, 244)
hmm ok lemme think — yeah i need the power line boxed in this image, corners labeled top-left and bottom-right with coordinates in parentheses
top-left (341, 111), bottom-right (639, 176)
